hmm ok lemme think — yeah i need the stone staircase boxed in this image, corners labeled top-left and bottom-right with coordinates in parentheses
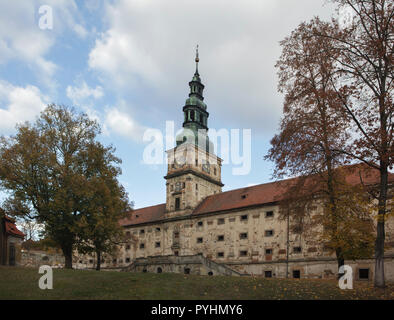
top-left (122, 254), bottom-right (244, 276)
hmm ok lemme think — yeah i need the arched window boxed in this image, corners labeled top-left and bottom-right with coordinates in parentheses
top-left (157, 267), bottom-right (162, 273)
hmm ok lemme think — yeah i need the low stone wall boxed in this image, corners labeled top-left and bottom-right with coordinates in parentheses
top-left (123, 254), bottom-right (242, 276)
top-left (21, 250), bottom-right (65, 268)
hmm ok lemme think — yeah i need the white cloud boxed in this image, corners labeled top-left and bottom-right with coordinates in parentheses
top-left (88, 0), bottom-right (336, 133)
top-left (66, 81), bottom-right (104, 106)
top-left (104, 105), bottom-right (147, 142)
top-left (0, 81), bottom-right (48, 133)
top-left (0, 1), bottom-right (88, 86)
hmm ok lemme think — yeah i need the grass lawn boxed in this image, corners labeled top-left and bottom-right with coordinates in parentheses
top-left (0, 266), bottom-right (393, 300)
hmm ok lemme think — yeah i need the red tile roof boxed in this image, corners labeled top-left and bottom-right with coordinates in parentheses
top-left (193, 164), bottom-right (393, 216)
top-left (120, 164), bottom-right (393, 226)
top-left (3, 216), bottom-right (25, 238)
top-left (120, 204), bottom-right (166, 227)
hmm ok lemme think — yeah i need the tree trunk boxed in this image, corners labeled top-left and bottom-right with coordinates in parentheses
top-left (62, 245), bottom-right (73, 269)
top-left (96, 251), bottom-right (101, 271)
top-left (374, 165), bottom-right (388, 288)
top-left (336, 248), bottom-right (345, 279)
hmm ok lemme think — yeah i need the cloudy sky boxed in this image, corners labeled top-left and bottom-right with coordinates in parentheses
top-left (0, 0), bottom-right (338, 209)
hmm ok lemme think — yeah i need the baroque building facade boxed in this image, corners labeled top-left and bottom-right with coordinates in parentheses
top-left (76, 53), bottom-right (394, 281)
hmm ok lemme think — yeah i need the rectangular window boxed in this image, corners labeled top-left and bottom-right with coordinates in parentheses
top-left (217, 235), bottom-right (224, 241)
top-left (240, 215), bottom-right (248, 221)
top-left (217, 252), bottom-right (224, 258)
top-left (217, 218), bottom-right (225, 225)
top-left (293, 270), bottom-right (301, 279)
top-left (140, 229), bottom-right (145, 234)
top-left (139, 243), bottom-right (145, 249)
top-left (175, 197), bottom-right (180, 210)
top-left (155, 242), bottom-right (161, 248)
top-left (265, 249), bottom-right (273, 255)
top-left (265, 211), bottom-right (274, 218)
top-left (126, 244), bottom-right (131, 250)
top-left (359, 268), bottom-right (370, 280)
top-left (197, 237), bottom-right (203, 243)
top-left (155, 227), bottom-right (161, 232)
top-left (239, 250), bottom-right (248, 257)
top-left (174, 232), bottom-right (180, 239)
top-left (197, 221), bottom-right (203, 227)
top-left (265, 271), bottom-right (273, 278)
top-left (293, 247), bottom-right (302, 254)
top-left (113, 259), bottom-right (117, 264)
top-left (125, 258), bottom-right (131, 263)
top-left (265, 230), bottom-right (274, 237)
top-left (240, 233), bottom-right (248, 240)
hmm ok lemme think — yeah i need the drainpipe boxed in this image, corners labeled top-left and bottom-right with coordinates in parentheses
top-left (286, 212), bottom-right (290, 278)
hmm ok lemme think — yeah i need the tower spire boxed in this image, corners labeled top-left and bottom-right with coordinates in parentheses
top-left (195, 44), bottom-right (199, 74)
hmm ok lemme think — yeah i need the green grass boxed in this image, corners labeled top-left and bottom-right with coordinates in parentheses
top-left (0, 266), bottom-right (393, 300)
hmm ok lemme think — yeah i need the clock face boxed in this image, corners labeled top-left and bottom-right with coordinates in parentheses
top-left (174, 150), bottom-right (186, 168)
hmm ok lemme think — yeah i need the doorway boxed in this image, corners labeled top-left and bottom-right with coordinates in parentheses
top-left (9, 243), bottom-right (15, 266)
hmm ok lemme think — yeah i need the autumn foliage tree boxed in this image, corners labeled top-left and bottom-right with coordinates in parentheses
top-left (267, 18), bottom-right (375, 273)
top-left (74, 143), bottom-right (132, 271)
top-left (0, 105), bottom-right (131, 269)
top-left (315, 0), bottom-right (393, 287)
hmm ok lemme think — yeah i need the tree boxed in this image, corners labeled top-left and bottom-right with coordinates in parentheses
top-left (267, 18), bottom-right (374, 273)
top-left (0, 104), bottom-right (129, 269)
top-left (74, 142), bottom-right (132, 271)
top-left (315, 0), bottom-right (393, 287)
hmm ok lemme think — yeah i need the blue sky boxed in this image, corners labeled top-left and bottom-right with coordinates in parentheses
top-left (0, 0), bottom-right (337, 209)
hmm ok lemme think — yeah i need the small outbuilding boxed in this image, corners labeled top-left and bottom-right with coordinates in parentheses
top-left (0, 211), bottom-right (25, 266)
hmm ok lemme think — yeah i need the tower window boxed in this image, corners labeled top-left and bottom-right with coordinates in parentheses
top-left (200, 114), bottom-right (203, 123)
top-left (175, 197), bottom-right (180, 210)
top-left (191, 110), bottom-right (195, 121)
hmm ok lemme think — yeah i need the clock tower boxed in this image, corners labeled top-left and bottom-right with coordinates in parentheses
top-left (164, 47), bottom-right (223, 218)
